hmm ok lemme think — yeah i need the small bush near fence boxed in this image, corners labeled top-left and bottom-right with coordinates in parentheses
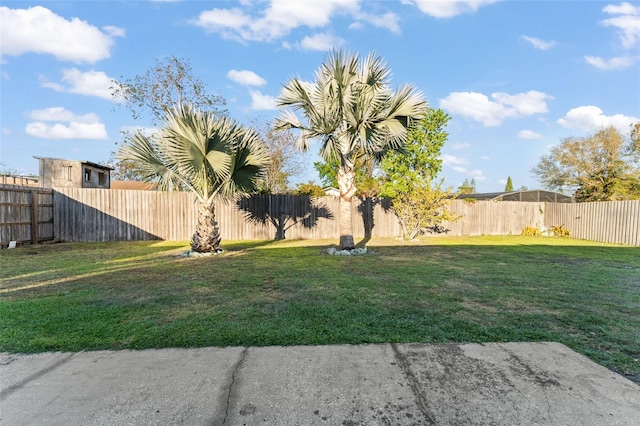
top-left (552, 225), bottom-right (571, 238)
top-left (522, 226), bottom-right (542, 236)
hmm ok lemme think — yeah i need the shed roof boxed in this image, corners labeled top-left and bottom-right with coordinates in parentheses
top-left (457, 190), bottom-right (574, 203)
top-left (33, 157), bottom-right (114, 171)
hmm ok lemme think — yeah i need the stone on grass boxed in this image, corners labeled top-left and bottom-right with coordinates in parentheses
top-left (326, 247), bottom-right (368, 256)
top-left (182, 249), bottom-right (223, 258)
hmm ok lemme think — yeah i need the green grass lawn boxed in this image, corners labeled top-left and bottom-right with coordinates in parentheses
top-left (1, 236), bottom-right (639, 383)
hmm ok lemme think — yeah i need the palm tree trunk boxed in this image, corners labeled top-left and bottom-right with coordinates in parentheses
top-left (337, 164), bottom-right (356, 250)
top-left (191, 200), bottom-right (222, 253)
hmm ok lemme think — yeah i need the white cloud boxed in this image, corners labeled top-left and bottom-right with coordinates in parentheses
top-left (26, 107), bottom-right (108, 139)
top-left (103, 26), bottom-right (126, 38)
top-left (480, 156), bottom-right (490, 161)
top-left (40, 68), bottom-right (114, 100)
top-left (452, 166), bottom-right (486, 181)
top-left (192, 0), bottom-right (359, 42)
top-left (518, 130), bottom-right (543, 140)
top-left (249, 90), bottom-right (277, 110)
top-left (521, 35), bottom-right (556, 50)
top-left (451, 141), bottom-right (471, 150)
top-left (441, 153), bottom-right (469, 166)
top-left (2, 128), bottom-right (11, 135)
top-left (557, 105), bottom-right (639, 133)
top-left (226, 70), bottom-right (267, 86)
top-left (584, 55), bottom-right (636, 70)
top-left (299, 33), bottom-right (345, 51)
top-left (354, 12), bottom-right (401, 33)
top-left (0, 6), bottom-right (123, 64)
top-left (601, 2), bottom-right (640, 48)
top-left (439, 90), bottom-right (553, 126)
top-left (604, 2), bottom-right (639, 15)
top-left (404, 0), bottom-right (498, 18)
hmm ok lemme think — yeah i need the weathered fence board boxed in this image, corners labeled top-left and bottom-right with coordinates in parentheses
top-left (53, 188), bottom-right (200, 242)
top-left (0, 186), bottom-right (54, 246)
top-left (545, 200), bottom-right (640, 247)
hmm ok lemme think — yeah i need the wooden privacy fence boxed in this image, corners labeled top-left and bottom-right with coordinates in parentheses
top-left (51, 189), bottom-right (549, 242)
top-left (0, 186), bottom-right (54, 246)
top-left (1, 186), bottom-right (638, 246)
top-left (53, 188), bottom-right (199, 242)
top-left (545, 201), bottom-right (640, 246)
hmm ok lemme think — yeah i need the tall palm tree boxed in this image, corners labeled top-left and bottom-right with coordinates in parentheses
top-left (274, 50), bottom-right (427, 250)
top-left (118, 104), bottom-right (269, 252)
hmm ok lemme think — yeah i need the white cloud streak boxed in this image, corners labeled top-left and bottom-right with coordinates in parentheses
top-left (601, 1), bottom-right (640, 48)
top-left (249, 90), bottom-right (277, 110)
top-left (518, 130), bottom-right (543, 140)
top-left (0, 6), bottom-right (123, 64)
top-left (584, 55), bottom-right (637, 70)
top-left (354, 11), bottom-right (401, 33)
top-left (557, 105), bottom-right (639, 133)
top-left (441, 154), bottom-right (469, 166)
top-left (226, 70), bottom-right (267, 86)
top-left (299, 33), bottom-right (345, 51)
top-left (26, 107), bottom-right (108, 139)
top-left (521, 35), bottom-right (556, 50)
top-left (439, 90), bottom-right (553, 126)
top-left (40, 68), bottom-right (114, 99)
top-left (192, 0), bottom-right (359, 42)
top-left (404, 0), bottom-right (498, 18)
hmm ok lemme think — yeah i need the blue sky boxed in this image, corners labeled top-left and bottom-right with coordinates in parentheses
top-left (1, 0), bottom-right (639, 192)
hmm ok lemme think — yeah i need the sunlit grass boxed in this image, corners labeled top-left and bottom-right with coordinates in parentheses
top-left (1, 236), bottom-right (638, 384)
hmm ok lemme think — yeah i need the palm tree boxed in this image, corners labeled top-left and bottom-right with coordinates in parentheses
top-left (274, 50), bottom-right (427, 250)
top-left (118, 104), bottom-right (269, 252)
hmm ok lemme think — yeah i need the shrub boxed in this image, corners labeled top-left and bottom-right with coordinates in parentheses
top-left (552, 224), bottom-right (571, 238)
top-left (522, 226), bottom-right (541, 236)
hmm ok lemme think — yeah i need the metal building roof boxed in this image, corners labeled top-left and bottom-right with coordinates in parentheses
top-left (457, 190), bottom-right (574, 203)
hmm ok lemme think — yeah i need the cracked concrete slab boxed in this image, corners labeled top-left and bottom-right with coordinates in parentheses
top-left (223, 344), bottom-right (425, 425)
top-left (1, 343), bottom-right (639, 426)
top-left (0, 347), bottom-right (243, 426)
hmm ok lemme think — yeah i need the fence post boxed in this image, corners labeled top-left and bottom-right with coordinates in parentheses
top-left (31, 190), bottom-right (39, 244)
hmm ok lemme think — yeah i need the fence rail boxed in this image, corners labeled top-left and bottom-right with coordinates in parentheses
top-left (1, 187), bottom-right (638, 246)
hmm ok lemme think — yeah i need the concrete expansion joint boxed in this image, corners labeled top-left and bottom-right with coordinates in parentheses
top-left (390, 343), bottom-right (437, 425)
top-left (221, 347), bottom-right (248, 425)
top-left (0, 352), bottom-right (79, 400)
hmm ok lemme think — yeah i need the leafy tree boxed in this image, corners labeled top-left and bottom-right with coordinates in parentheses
top-left (458, 178), bottom-right (476, 194)
top-left (505, 176), bottom-right (514, 192)
top-left (254, 123), bottom-right (305, 194)
top-left (390, 180), bottom-right (460, 240)
top-left (532, 126), bottom-right (640, 201)
top-left (379, 108), bottom-right (450, 198)
top-left (117, 104), bottom-right (269, 253)
top-left (111, 55), bottom-right (226, 125)
top-left (295, 181), bottom-right (326, 196)
top-left (314, 155), bottom-right (381, 197)
top-left (274, 50), bottom-right (426, 249)
top-left (106, 151), bottom-right (146, 181)
top-left (110, 55), bottom-right (226, 181)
